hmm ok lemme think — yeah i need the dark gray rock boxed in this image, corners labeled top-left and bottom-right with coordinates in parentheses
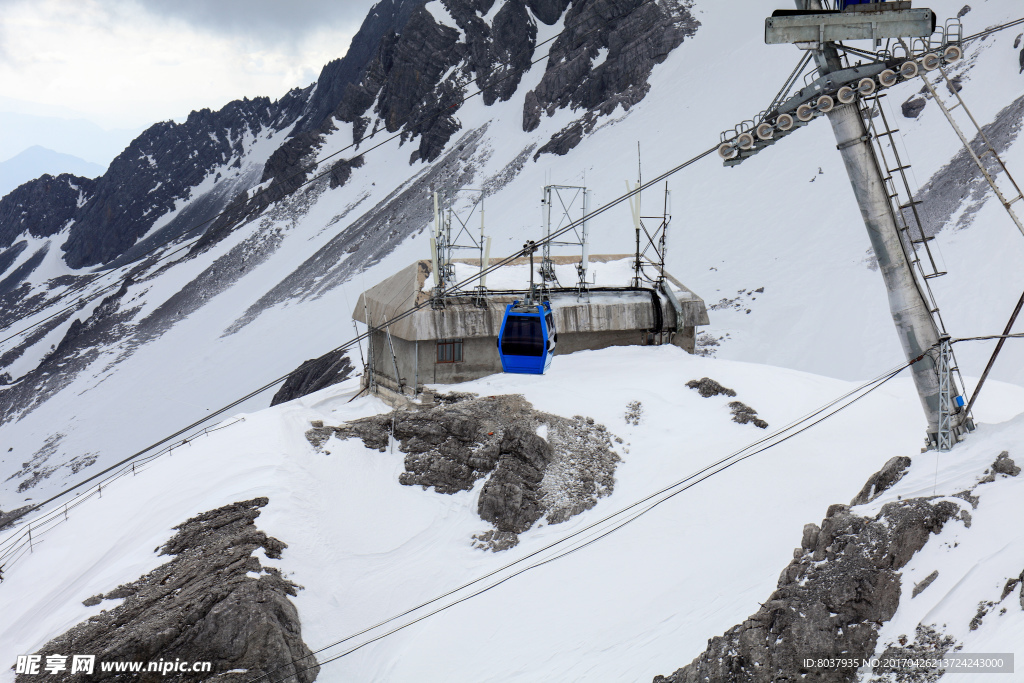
top-left (0, 505), bottom-right (35, 532)
top-left (16, 498), bottom-right (317, 683)
top-left (869, 624), bottom-right (960, 681)
top-left (478, 423), bottom-right (554, 533)
top-left (0, 0), bottom-right (424, 273)
top-left (912, 569), bottom-right (939, 598)
top-left (0, 174), bottom-right (96, 250)
top-left (534, 118), bottom-right (588, 158)
top-left (483, 1), bottom-right (539, 104)
top-left (999, 574), bottom-right (1019, 601)
top-left (979, 451), bottom-right (1020, 484)
top-left (328, 155), bottom-right (365, 190)
top-left (60, 98), bottom-right (306, 270)
top-left (970, 599), bottom-right (995, 630)
top-left (851, 456), bottom-right (912, 506)
top-left (524, 0), bottom-right (699, 157)
top-left (0, 240), bottom-right (27, 280)
top-left (526, 0), bottom-right (571, 25)
top-left (992, 451), bottom-right (1020, 477)
top-left (315, 394), bottom-right (619, 548)
top-left (801, 523), bottom-right (820, 551)
top-left (902, 97), bottom-right (927, 118)
top-left (685, 377), bottom-right (736, 398)
top-left (728, 401), bottom-right (768, 429)
top-left (292, 0), bottom-right (426, 136)
top-left (270, 349), bottom-right (355, 406)
top-left (653, 497), bottom-right (961, 683)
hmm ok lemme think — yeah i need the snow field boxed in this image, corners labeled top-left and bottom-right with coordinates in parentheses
top-left (6, 346), bottom-right (1024, 681)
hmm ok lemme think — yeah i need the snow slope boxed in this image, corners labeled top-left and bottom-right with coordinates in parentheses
top-left (4, 346), bottom-right (1024, 682)
top-left (2, 1), bottom-right (1024, 678)
top-left (3, 0), bottom-right (1024, 513)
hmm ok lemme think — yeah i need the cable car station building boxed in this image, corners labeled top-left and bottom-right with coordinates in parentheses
top-left (352, 255), bottom-right (709, 402)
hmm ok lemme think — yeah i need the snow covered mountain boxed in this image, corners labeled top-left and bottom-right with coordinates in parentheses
top-left (2, 0), bottom-right (1024, 680)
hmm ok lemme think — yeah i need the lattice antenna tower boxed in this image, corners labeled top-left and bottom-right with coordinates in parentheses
top-left (539, 184), bottom-right (592, 298)
top-left (430, 189), bottom-right (490, 307)
top-left (627, 180), bottom-right (672, 290)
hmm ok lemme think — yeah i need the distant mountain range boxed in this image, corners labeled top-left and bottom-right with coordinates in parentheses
top-left (0, 110), bottom-right (142, 168)
top-left (0, 146), bottom-right (105, 200)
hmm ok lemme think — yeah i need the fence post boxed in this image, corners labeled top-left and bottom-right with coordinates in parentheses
top-left (64, 504), bottom-right (68, 521)
top-left (27, 525), bottom-right (33, 553)
top-left (98, 483), bottom-right (102, 498)
top-left (132, 463), bottom-right (136, 476)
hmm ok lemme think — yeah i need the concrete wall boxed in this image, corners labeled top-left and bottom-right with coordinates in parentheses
top-left (368, 325), bottom-right (697, 391)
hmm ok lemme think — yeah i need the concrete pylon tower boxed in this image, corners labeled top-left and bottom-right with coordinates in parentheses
top-left (800, 0), bottom-right (948, 437)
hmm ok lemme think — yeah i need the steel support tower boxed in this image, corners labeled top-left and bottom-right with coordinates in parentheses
top-left (809, 34), bottom-right (947, 436)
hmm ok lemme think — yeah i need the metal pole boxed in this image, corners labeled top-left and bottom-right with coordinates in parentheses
top-left (803, 0), bottom-right (946, 435)
top-left (921, 70), bottom-right (1024, 238)
top-left (527, 242), bottom-right (536, 303)
top-left (964, 289), bottom-right (1024, 416)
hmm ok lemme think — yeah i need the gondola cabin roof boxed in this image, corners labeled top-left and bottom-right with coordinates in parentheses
top-left (352, 255), bottom-right (709, 342)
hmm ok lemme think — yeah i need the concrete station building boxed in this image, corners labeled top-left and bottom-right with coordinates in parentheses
top-left (352, 255), bottom-right (709, 401)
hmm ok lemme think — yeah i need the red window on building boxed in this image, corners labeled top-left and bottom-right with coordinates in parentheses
top-left (436, 338), bottom-right (463, 363)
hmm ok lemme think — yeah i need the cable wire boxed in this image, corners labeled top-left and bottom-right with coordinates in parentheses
top-left (243, 358), bottom-right (914, 683)
top-left (0, 143), bottom-right (718, 532)
top-left (0, 13), bottom-right (612, 348)
top-left (962, 17), bottom-right (1024, 44)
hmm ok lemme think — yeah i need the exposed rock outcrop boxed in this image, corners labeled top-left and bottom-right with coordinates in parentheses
top-left (337, 0), bottom-right (699, 165)
top-left (0, 0), bottom-right (424, 273)
top-left (728, 401), bottom-right (768, 429)
top-left (868, 624), bottom-right (961, 682)
top-left (653, 498), bottom-right (962, 683)
top-left (524, 0), bottom-right (699, 156)
top-left (270, 349), bottom-right (355, 406)
top-left (685, 377), bottom-right (736, 398)
top-left (307, 393), bottom-right (619, 549)
top-left (851, 456), bottom-right (912, 506)
top-left (0, 174), bottom-right (96, 249)
top-left (16, 498), bottom-right (317, 683)
top-left (902, 97), bottom-right (927, 119)
top-left (686, 378), bottom-right (768, 428)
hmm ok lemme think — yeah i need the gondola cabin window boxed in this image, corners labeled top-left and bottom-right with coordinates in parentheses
top-left (436, 338), bottom-right (463, 363)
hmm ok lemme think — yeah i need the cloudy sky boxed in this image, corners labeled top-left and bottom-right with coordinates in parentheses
top-left (0, 0), bottom-right (377, 130)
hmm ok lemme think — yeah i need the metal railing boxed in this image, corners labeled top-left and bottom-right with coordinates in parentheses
top-left (0, 417), bottom-right (245, 576)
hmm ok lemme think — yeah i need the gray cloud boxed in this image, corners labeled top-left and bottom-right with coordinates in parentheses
top-left (133, 0), bottom-right (378, 47)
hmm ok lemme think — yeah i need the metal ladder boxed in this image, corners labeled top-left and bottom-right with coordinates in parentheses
top-left (861, 93), bottom-right (972, 425)
top-left (920, 67), bottom-right (1024, 238)
top-left (864, 94), bottom-right (948, 284)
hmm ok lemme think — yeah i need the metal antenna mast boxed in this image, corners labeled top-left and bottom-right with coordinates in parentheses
top-left (628, 182), bottom-right (672, 290)
top-left (719, 0), bottom-right (973, 449)
top-left (540, 184), bottom-right (591, 297)
top-left (430, 189), bottom-right (489, 308)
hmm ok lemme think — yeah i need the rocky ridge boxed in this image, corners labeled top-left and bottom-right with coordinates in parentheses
top-left (16, 498), bottom-right (317, 683)
top-left (653, 451), bottom-right (1021, 683)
